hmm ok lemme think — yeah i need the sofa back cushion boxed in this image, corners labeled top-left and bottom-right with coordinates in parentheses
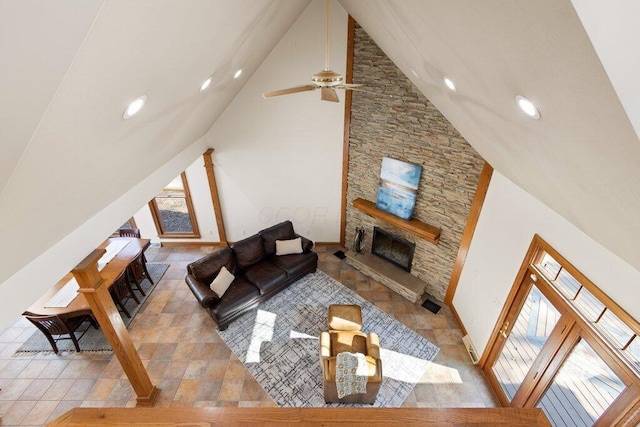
top-left (259, 220), bottom-right (295, 256)
top-left (231, 234), bottom-right (265, 270)
top-left (187, 247), bottom-right (236, 284)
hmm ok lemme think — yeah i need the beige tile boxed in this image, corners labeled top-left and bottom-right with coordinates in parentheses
top-left (152, 343), bottom-right (177, 360)
top-left (146, 359), bottom-right (169, 379)
top-left (218, 378), bottom-right (243, 401)
top-left (37, 360), bottom-right (71, 379)
top-left (0, 359), bottom-right (30, 378)
top-left (18, 378), bottom-right (54, 401)
top-left (107, 379), bottom-right (133, 402)
top-left (100, 358), bottom-right (124, 379)
top-left (174, 379), bottom-right (200, 401)
top-left (136, 343), bottom-right (158, 360)
top-left (204, 358), bottom-right (228, 380)
top-left (183, 360), bottom-right (208, 380)
top-left (172, 342), bottom-right (196, 360)
top-left (63, 378), bottom-right (97, 401)
top-left (21, 399), bottom-right (59, 426)
top-left (86, 378), bottom-right (118, 401)
top-left (16, 360), bottom-right (49, 379)
top-left (2, 400), bottom-right (37, 426)
top-left (41, 378), bottom-right (75, 400)
top-left (164, 360), bottom-right (189, 379)
top-left (0, 378), bottom-right (34, 400)
top-left (194, 379), bottom-right (222, 401)
top-left (223, 360), bottom-right (247, 380)
top-left (240, 379), bottom-right (267, 401)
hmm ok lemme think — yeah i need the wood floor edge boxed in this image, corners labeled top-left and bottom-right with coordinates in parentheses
top-left (48, 407), bottom-right (551, 426)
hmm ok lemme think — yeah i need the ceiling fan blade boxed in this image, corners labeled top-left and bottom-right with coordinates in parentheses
top-left (321, 87), bottom-right (339, 102)
top-left (262, 85), bottom-right (317, 99)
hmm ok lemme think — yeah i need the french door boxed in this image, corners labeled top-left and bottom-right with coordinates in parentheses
top-left (483, 266), bottom-right (638, 426)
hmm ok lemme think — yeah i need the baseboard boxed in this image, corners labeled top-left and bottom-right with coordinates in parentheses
top-left (449, 302), bottom-right (468, 336)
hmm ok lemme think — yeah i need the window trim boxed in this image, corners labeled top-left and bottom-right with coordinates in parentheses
top-left (149, 172), bottom-right (200, 239)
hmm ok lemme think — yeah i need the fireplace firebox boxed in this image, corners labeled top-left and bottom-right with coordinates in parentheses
top-left (371, 227), bottom-right (415, 272)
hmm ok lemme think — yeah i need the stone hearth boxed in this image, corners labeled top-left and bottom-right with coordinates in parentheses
top-left (345, 250), bottom-right (428, 303)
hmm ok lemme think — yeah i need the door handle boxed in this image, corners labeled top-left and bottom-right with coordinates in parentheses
top-left (499, 320), bottom-right (510, 338)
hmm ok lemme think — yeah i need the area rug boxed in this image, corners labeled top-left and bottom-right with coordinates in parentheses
top-left (15, 262), bottom-right (169, 355)
top-left (217, 270), bottom-right (439, 407)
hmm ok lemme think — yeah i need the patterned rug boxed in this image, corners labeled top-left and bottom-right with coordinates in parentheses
top-left (218, 270), bottom-right (439, 407)
top-left (15, 262), bottom-right (169, 355)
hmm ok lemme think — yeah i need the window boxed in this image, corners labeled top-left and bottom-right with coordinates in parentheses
top-left (537, 251), bottom-right (640, 373)
top-left (149, 172), bottom-right (200, 238)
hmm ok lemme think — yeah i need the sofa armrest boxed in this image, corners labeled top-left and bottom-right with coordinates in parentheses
top-left (320, 331), bottom-right (331, 359)
top-left (293, 233), bottom-right (314, 253)
top-left (185, 274), bottom-right (219, 308)
top-left (367, 332), bottom-right (380, 360)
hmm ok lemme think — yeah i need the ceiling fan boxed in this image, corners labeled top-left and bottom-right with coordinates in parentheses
top-left (262, 0), bottom-right (363, 103)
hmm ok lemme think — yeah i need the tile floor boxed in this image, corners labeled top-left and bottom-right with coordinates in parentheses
top-left (0, 244), bottom-right (498, 425)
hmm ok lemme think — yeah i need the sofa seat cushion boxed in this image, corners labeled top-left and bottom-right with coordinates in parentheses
top-left (267, 252), bottom-right (318, 278)
top-left (243, 261), bottom-right (287, 295)
top-left (210, 277), bottom-right (260, 321)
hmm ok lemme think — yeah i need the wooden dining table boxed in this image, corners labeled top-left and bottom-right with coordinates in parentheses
top-left (25, 237), bottom-right (150, 318)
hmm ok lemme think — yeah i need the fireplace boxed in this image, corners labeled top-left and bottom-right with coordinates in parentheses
top-left (371, 227), bottom-right (415, 272)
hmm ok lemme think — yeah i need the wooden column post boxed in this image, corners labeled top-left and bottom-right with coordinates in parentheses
top-left (72, 249), bottom-right (160, 407)
top-left (203, 149), bottom-right (227, 245)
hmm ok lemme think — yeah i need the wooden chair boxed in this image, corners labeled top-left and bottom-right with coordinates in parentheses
top-left (126, 249), bottom-right (154, 297)
top-left (109, 269), bottom-right (138, 318)
top-left (118, 228), bottom-right (141, 238)
top-left (23, 312), bottom-right (98, 353)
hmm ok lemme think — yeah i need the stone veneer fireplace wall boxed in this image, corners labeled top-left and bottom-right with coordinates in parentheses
top-left (345, 23), bottom-right (485, 301)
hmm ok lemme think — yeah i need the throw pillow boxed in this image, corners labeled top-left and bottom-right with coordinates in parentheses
top-left (210, 266), bottom-right (235, 298)
top-left (275, 237), bottom-right (303, 256)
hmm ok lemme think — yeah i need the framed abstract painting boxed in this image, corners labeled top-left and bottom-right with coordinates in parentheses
top-left (376, 157), bottom-right (422, 220)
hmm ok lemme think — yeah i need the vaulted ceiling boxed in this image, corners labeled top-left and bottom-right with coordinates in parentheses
top-left (1, 1), bottom-right (638, 299)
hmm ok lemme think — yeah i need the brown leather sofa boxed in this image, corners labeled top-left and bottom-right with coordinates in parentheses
top-left (185, 221), bottom-right (318, 330)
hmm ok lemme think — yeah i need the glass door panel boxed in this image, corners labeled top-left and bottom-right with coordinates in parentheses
top-left (493, 285), bottom-right (561, 401)
top-left (537, 339), bottom-right (625, 427)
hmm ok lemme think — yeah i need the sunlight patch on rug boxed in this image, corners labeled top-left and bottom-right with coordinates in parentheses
top-left (217, 270), bottom-right (439, 407)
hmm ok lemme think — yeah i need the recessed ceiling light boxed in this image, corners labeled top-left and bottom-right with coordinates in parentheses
top-left (123, 95), bottom-right (147, 119)
top-left (233, 69), bottom-right (242, 79)
top-left (443, 77), bottom-right (457, 92)
top-left (410, 68), bottom-right (420, 80)
top-left (515, 95), bottom-right (540, 119)
top-left (200, 77), bottom-right (212, 92)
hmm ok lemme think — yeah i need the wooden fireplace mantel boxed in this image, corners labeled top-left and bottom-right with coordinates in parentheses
top-left (352, 198), bottom-right (441, 244)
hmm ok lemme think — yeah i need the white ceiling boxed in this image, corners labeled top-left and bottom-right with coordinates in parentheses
top-left (0, 0), bottom-right (639, 293)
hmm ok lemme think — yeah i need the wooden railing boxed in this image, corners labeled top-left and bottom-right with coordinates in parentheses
top-left (49, 407), bottom-right (551, 426)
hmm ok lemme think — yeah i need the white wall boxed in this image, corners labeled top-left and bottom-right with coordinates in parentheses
top-left (205, 0), bottom-right (347, 242)
top-left (0, 139), bottom-right (206, 329)
top-left (133, 153), bottom-right (221, 243)
top-left (454, 172), bottom-right (640, 355)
